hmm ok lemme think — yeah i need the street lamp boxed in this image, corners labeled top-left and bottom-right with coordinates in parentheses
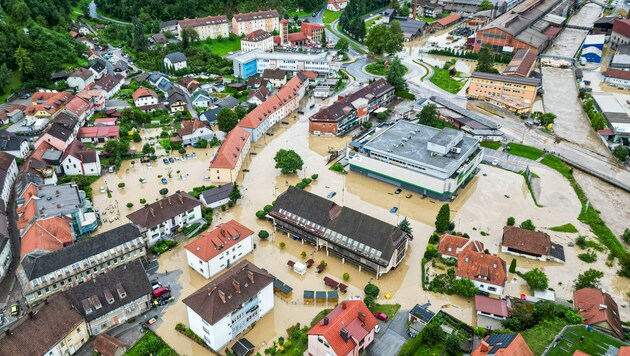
top-left (303, 165), bottom-right (308, 179)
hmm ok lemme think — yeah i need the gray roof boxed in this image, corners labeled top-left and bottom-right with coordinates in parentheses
top-left (126, 192), bottom-right (202, 229)
top-left (395, 19), bottom-right (427, 36)
top-left (0, 131), bottom-right (27, 151)
top-left (269, 186), bottom-right (409, 267)
top-left (410, 304), bottom-right (436, 323)
top-left (550, 243), bottom-right (565, 262)
top-left (471, 71), bottom-right (541, 86)
top-left (89, 59), bottom-right (107, 73)
top-left (430, 95), bottom-right (500, 129)
top-left (165, 52), bottom-right (187, 64)
top-left (64, 259), bottom-right (151, 321)
top-left (160, 19), bottom-right (178, 30)
top-left (200, 107), bottom-right (222, 123)
top-left (200, 183), bottom-right (233, 204)
top-left (216, 96), bottom-right (240, 109)
top-left (26, 183), bottom-right (83, 218)
top-left (46, 122), bottom-right (73, 142)
top-left (20, 223), bottom-right (142, 281)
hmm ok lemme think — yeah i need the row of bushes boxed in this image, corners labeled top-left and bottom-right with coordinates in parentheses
top-left (427, 48), bottom-right (513, 64)
top-left (150, 240), bottom-right (176, 254)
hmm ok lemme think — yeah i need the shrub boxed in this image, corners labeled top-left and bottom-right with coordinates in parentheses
top-left (178, 148), bottom-right (186, 154)
top-left (578, 251), bottom-right (597, 263)
top-left (509, 258), bottom-right (517, 273)
top-left (311, 174), bottom-right (319, 180)
top-left (126, 202), bottom-right (133, 208)
top-left (576, 235), bottom-right (587, 248)
top-left (520, 219), bottom-right (536, 230)
top-left (140, 198), bottom-right (146, 204)
top-left (301, 251), bottom-right (307, 258)
top-left (364, 283), bottom-right (380, 298)
top-left (302, 178), bottom-right (312, 185)
top-left (343, 273), bottom-right (350, 281)
top-left (258, 230), bottom-right (269, 239)
top-left (330, 162), bottom-right (346, 173)
top-left (256, 210), bottom-right (266, 219)
top-left (279, 242), bottom-right (286, 249)
top-left (159, 188), bottom-right (168, 195)
top-left (320, 260), bottom-right (328, 267)
top-left (364, 295), bottom-right (376, 309)
top-left (263, 205), bottom-right (273, 213)
top-left (507, 216), bottom-right (515, 226)
top-left (296, 182), bottom-right (306, 189)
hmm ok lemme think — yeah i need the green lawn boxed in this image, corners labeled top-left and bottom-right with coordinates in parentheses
top-left (549, 223), bottom-right (579, 233)
top-left (547, 325), bottom-right (628, 356)
top-left (365, 62), bottom-right (409, 76)
top-left (540, 154), bottom-right (572, 178)
top-left (126, 330), bottom-right (178, 356)
top-left (365, 15), bottom-right (382, 29)
top-left (0, 71), bottom-right (22, 104)
top-left (195, 37), bottom-right (241, 56)
top-left (521, 319), bottom-right (567, 356)
top-left (371, 303), bottom-right (401, 320)
top-left (506, 142), bottom-right (544, 160)
top-left (310, 308), bottom-right (333, 326)
top-left (323, 10), bottom-right (342, 23)
top-left (289, 10), bottom-right (312, 17)
top-left (429, 67), bottom-right (465, 94)
top-left (421, 17), bottom-right (437, 23)
top-left (480, 141), bottom-right (501, 150)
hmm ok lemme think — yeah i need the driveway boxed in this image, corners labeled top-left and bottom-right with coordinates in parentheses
top-left (367, 310), bottom-right (408, 356)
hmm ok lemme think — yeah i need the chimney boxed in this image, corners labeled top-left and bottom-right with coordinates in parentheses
top-left (208, 286), bottom-right (216, 296)
top-left (159, 201), bottom-right (163, 209)
top-left (341, 301), bottom-right (347, 309)
top-left (5, 329), bottom-right (10, 336)
top-left (167, 197), bottom-right (172, 205)
top-left (412, 0), bottom-right (417, 20)
top-left (340, 328), bottom-right (350, 342)
top-left (232, 280), bottom-right (241, 293)
top-left (358, 311), bottom-right (366, 322)
top-left (480, 341), bottom-right (490, 352)
top-left (28, 311), bottom-right (34, 319)
top-left (321, 316), bottom-right (329, 325)
top-left (247, 271), bottom-right (254, 283)
top-left (149, 208), bottom-right (155, 217)
top-left (44, 299), bottom-right (48, 305)
top-left (218, 290), bottom-right (226, 303)
top-left (178, 194), bottom-right (183, 204)
top-left (599, 304), bottom-right (608, 310)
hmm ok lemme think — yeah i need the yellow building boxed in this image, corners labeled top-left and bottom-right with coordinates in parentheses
top-left (209, 126), bottom-right (251, 183)
top-left (232, 10), bottom-right (280, 36)
top-left (177, 15), bottom-right (229, 40)
top-left (468, 71), bottom-right (541, 114)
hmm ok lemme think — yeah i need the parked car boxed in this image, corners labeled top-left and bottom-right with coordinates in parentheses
top-left (161, 177), bottom-right (168, 185)
top-left (202, 176), bottom-right (211, 181)
top-left (390, 207), bottom-right (398, 214)
top-left (10, 304), bottom-right (20, 316)
top-left (394, 188), bottom-right (402, 194)
top-left (162, 158), bottom-right (169, 165)
top-left (186, 154), bottom-right (191, 160)
top-left (327, 191), bottom-right (336, 199)
top-left (152, 286), bottom-right (170, 299)
top-left (375, 324), bottom-right (381, 333)
top-left (99, 186), bottom-right (106, 193)
top-left (169, 157), bottom-right (175, 163)
top-left (108, 165), bottom-right (115, 173)
top-left (192, 152), bottom-right (197, 159)
top-left (146, 163), bottom-right (152, 169)
top-left (492, 159), bottom-right (499, 166)
top-left (373, 312), bottom-right (388, 321)
top-left (150, 280), bottom-right (161, 290)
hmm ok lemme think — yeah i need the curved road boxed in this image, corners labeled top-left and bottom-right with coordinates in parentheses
top-left (89, 0), bottom-right (131, 24)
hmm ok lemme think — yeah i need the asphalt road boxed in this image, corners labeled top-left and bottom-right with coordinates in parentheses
top-left (368, 310), bottom-right (408, 356)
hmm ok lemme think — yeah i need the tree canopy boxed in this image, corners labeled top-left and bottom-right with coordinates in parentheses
top-left (217, 107), bottom-right (239, 133)
top-left (398, 217), bottom-right (413, 234)
top-left (417, 103), bottom-right (439, 126)
top-left (574, 269), bottom-right (604, 289)
top-left (523, 268), bottom-right (549, 291)
top-left (274, 149), bottom-right (304, 175)
top-left (435, 203), bottom-right (450, 232)
top-left (478, 0), bottom-right (494, 11)
top-left (386, 57), bottom-right (407, 92)
top-left (365, 21), bottom-right (403, 54)
top-left (475, 47), bottom-right (499, 74)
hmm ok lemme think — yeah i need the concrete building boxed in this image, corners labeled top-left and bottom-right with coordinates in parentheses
top-left (456, 250), bottom-right (507, 296)
top-left (0, 293), bottom-right (89, 356)
top-left (430, 96), bottom-right (504, 141)
top-left (179, 118), bottom-right (213, 146)
top-left (269, 186), bottom-right (411, 277)
top-left (183, 261), bottom-right (275, 351)
top-left (185, 220), bottom-right (255, 279)
top-left (502, 48), bottom-right (537, 77)
top-left (127, 192), bottom-right (203, 247)
top-left (232, 10), bottom-right (280, 36)
top-left (611, 18), bottom-right (630, 48)
top-left (230, 49), bottom-right (331, 79)
top-left (68, 68), bottom-right (95, 91)
top-left (501, 226), bottom-right (565, 263)
top-left (327, 0), bottom-right (348, 11)
top-left (0, 151), bottom-right (18, 206)
top-left (0, 212), bottom-right (12, 283)
top-left (604, 68), bottom-right (630, 89)
top-left (468, 71), bottom-right (541, 113)
top-left (61, 140), bottom-right (102, 176)
top-left (301, 23), bottom-right (326, 43)
top-left (164, 52), bottom-right (188, 71)
top-left (16, 223), bottom-right (145, 305)
top-left (310, 79), bottom-right (395, 136)
top-left (591, 92), bottom-right (630, 137)
top-left (348, 121), bottom-right (483, 201)
top-left (241, 30), bottom-right (274, 52)
top-left (0, 131), bottom-right (29, 158)
top-left (19, 216), bottom-right (74, 259)
top-left (307, 300), bottom-right (378, 356)
top-left (209, 126), bottom-right (251, 183)
top-left (609, 44), bottom-right (630, 69)
top-left (64, 260), bottom-right (152, 335)
top-left (416, 0), bottom-right (444, 18)
top-left (581, 34), bottom-right (605, 63)
top-left (177, 16), bottom-right (230, 40)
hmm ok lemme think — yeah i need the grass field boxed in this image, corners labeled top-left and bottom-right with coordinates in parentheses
top-left (370, 303), bottom-right (401, 320)
top-left (506, 142), bottom-right (544, 160)
top-left (547, 325), bottom-right (627, 356)
top-left (480, 141), bottom-right (501, 150)
top-left (289, 10), bottom-right (312, 17)
top-left (549, 223), bottom-right (579, 233)
top-left (0, 71), bottom-right (22, 104)
top-left (429, 67), bottom-right (465, 94)
top-left (365, 62), bottom-right (409, 76)
top-left (195, 37), bottom-right (241, 56)
top-left (126, 330), bottom-right (178, 356)
top-left (521, 319), bottom-right (567, 355)
top-left (323, 10), bottom-right (342, 23)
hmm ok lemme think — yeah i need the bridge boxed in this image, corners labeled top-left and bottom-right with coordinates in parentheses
top-left (565, 24), bottom-right (593, 30)
top-left (539, 54), bottom-right (577, 65)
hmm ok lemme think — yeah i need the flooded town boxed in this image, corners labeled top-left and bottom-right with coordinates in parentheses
top-left (0, 0), bottom-right (629, 355)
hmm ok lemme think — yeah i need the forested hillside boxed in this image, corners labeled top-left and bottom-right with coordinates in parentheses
top-left (95, 0), bottom-right (325, 22)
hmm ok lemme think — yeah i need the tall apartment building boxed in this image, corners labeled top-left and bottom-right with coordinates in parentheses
top-left (467, 71), bottom-right (540, 113)
top-left (178, 15), bottom-right (230, 40)
top-left (209, 126), bottom-right (251, 183)
top-left (232, 10), bottom-right (280, 36)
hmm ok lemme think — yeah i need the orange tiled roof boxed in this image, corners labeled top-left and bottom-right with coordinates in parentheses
top-left (574, 288), bottom-right (625, 339)
top-left (456, 250), bottom-right (507, 287)
top-left (179, 118), bottom-right (208, 137)
top-left (209, 126), bottom-right (250, 169)
top-left (185, 220), bottom-right (254, 261)
top-left (438, 234), bottom-right (484, 258)
top-left (132, 87), bottom-right (158, 101)
top-left (64, 96), bottom-right (90, 117)
top-left (20, 216), bottom-right (73, 258)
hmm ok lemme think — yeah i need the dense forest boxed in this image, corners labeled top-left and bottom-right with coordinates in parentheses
top-left (95, 0), bottom-right (326, 22)
top-left (340, 0), bottom-right (390, 41)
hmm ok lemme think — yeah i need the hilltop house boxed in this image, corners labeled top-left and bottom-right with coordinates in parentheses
top-left (164, 52), bottom-right (188, 71)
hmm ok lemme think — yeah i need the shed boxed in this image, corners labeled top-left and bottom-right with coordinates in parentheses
top-left (304, 290), bottom-right (314, 304)
top-left (409, 304), bottom-right (436, 325)
top-left (231, 338), bottom-right (255, 356)
top-left (273, 279), bottom-right (284, 293)
top-left (327, 291), bottom-right (339, 303)
top-left (280, 284), bottom-right (293, 298)
top-left (316, 291), bottom-right (327, 304)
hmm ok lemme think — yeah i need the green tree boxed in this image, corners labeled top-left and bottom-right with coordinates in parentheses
top-left (398, 217), bottom-right (413, 234)
top-left (398, 5), bottom-right (410, 17)
top-left (391, 0), bottom-right (401, 11)
top-left (435, 203), bottom-right (450, 232)
top-left (142, 143), bottom-right (155, 155)
top-left (385, 20), bottom-right (404, 54)
top-left (198, 138), bottom-right (208, 148)
top-left (622, 228), bottom-right (630, 243)
top-left (321, 28), bottom-right (327, 46)
top-left (217, 107), bottom-right (238, 133)
top-left (364, 283), bottom-right (380, 298)
top-left (417, 103), bottom-right (439, 126)
top-left (386, 57), bottom-right (407, 92)
top-left (478, 0), bottom-right (494, 11)
top-left (258, 230), bottom-right (269, 239)
top-left (0, 64), bottom-right (10, 94)
top-left (11, 1), bottom-right (31, 24)
top-left (523, 268), bottom-right (549, 290)
top-left (509, 258), bottom-right (517, 273)
top-left (133, 131), bottom-right (142, 142)
top-left (444, 334), bottom-right (462, 356)
top-left (343, 272), bottom-right (350, 281)
top-left (366, 24), bottom-right (387, 54)
top-left (590, 112), bottom-right (606, 130)
top-left (574, 268), bottom-right (604, 289)
top-left (229, 183), bottom-right (241, 204)
top-left (613, 145), bottom-right (629, 162)
top-left (335, 38), bottom-right (349, 53)
top-left (14, 46), bottom-right (34, 75)
top-left (520, 219), bottom-right (536, 230)
top-left (132, 17), bottom-right (147, 52)
top-left (159, 188), bottom-right (169, 195)
top-left (273, 149), bottom-right (304, 175)
top-left (104, 139), bottom-right (130, 160)
top-left (539, 112), bottom-right (556, 126)
top-left (507, 216), bottom-right (515, 226)
top-left (234, 105), bottom-right (247, 120)
top-left (475, 47), bottom-right (499, 74)
top-left (422, 322), bottom-right (445, 346)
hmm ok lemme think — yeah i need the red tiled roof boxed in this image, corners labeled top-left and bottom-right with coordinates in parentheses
top-left (503, 48), bottom-right (537, 77)
top-left (475, 295), bottom-right (508, 317)
top-left (574, 288), bottom-right (625, 339)
top-left (573, 351), bottom-right (591, 356)
top-left (438, 234), bottom-right (484, 257)
top-left (20, 216), bottom-right (74, 258)
top-left (132, 87), bottom-right (158, 101)
top-left (502, 226), bottom-right (551, 256)
top-left (78, 125), bottom-right (120, 139)
top-left (210, 126), bottom-right (250, 169)
top-left (65, 96), bottom-right (90, 117)
top-left (307, 301), bottom-right (377, 356)
top-left (604, 68), bottom-right (630, 80)
top-left (185, 220), bottom-right (254, 262)
top-left (242, 29), bottom-right (272, 42)
top-left (618, 346), bottom-right (630, 356)
top-left (544, 26), bottom-right (561, 39)
top-left (93, 334), bottom-right (126, 356)
top-left (179, 118), bottom-right (208, 137)
top-left (287, 32), bottom-right (308, 42)
top-left (613, 18), bottom-right (630, 40)
top-left (456, 250), bottom-right (507, 287)
top-left (472, 333), bottom-right (533, 356)
top-left (233, 10), bottom-right (279, 23)
top-left (437, 13), bottom-right (461, 27)
top-left (94, 118), bottom-right (118, 124)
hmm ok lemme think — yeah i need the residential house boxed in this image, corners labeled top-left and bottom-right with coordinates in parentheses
top-left (168, 90), bottom-right (188, 113)
top-left (0, 103), bottom-right (25, 124)
top-left (61, 140), bottom-right (102, 176)
top-left (53, 112), bottom-right (81, 137)
top-left (64, 259), bottom-right (152, 335)
top-left (25, 92), bottom-right (74, 120)
top-left (475, 295), bottom-right (508, 330)
top-left (471, 333), bottom-right (534, 356)
top-left (149, 33), bottom-right (168, 46)
top-left (307, 300), bottom-right (378, 356)
top-left (438, 234), bottom-right (484, 259)
top-left (327, 0), bottom-right (349, 11)
top-left (16, 223), bottom-right (145, 305)
top-left (611, 18), bottom-right (630, 48)
top-left (185, 220), bottom-right (255, 279)
top-left (94, 118), bottom-right (118, 126)
top-left (89, 59), bottom-right (108, 80)
top-left (35, 122), bottom-right (75, 151)
top-left (78, 126), bottom-right (120, 144)
top-left (246, 77), bottom-right (270, 90)
top-left (68, 68), bottom-right (95, 91)
top-left (132, 87), bottom-right (160, 109)
top-left (574, 288), bottom-right (625, 340)
top-left (93, 334), bottom-right (127, 356)
top-left (247, 85), bottom-right (271, 105)
top-left (183, 261), bottom-right (275, 351)
top-left (241, 30), bottom-right (274, 52)
top-left (0, 130), bottom-right (30, 158)
top-left (433, 13), bottom-right (461, 29)
top-left (164, 52), bottom-right (188, 71)
top-left (52, 71), bottom-right (69, 83)
top-left (179, 118), bottom-right (213, 145)
top-left (232, 10), bottom-right (280, 35)
top-left (310, 79), bottom-right (395, 136)
top-left (0, 151), bottom-right (18, 205)
top-left (113, 60), bottom-right (129, 77)
top-left (0, 293), bottom-right (89, 356)
top-left (501, 226), bottom-right (565, 263)
top-left (0, 211), bottom-right (12, 282)
top-left (77, 87), bottom-right (106, 113)
top-left (395, 18), bottom-right (428, 41)
top-left (94, 74), bottom-right (124, 100)
top-left (64, 96), bottom-right (92, 124)
top-left (467, 71), bottom-right (541, 113)
top-left (200, 106), bottom-right (223, 125)
top-left (261, 68), bottom-right (287, 88)
top-left (456, 250), bottom-right (507, 295)
top-left (408, 304), bottom-right (436, 326)
top-left (191, 89), bottom-right (214, 108)
top-left (160, 19), bottom-right (179, 34)
top-left (177, 16), bottom-right (230, 40)
top-left (16, 182), bottom-right (99, 236)
top-left (209, 126), bottom-right (251, 183)
top-left (179, 77), bottom-right (202, 94)
top-left (20, 216), bottom-right (74, 258)
top-left (199, 183), bottom-right (234, 209)
top-left (126, 191), bottom-right (203, 247)
top-left (269, 186), bottom-right (411, 277)
top-left (502, 48), bottom-right (537, 77)
top-left (217, 96), bottom-right (241, 109)
top-left (416, 0), bottom-right (444, 18)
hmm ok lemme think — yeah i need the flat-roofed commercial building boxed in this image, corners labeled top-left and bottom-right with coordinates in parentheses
top-left (230, 49), bottom-right (331, 79)
top-left (348, 121), bottom-right (482, 201)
